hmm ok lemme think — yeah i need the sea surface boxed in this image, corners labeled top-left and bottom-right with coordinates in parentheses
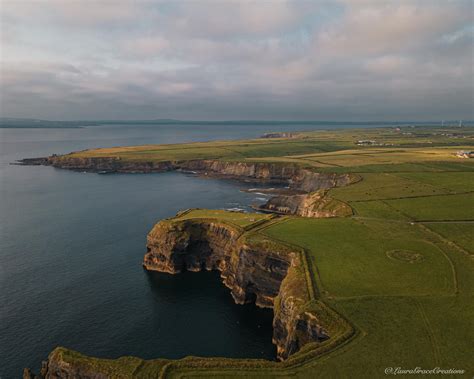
top-left (1, 122), bottom-right (369, 377)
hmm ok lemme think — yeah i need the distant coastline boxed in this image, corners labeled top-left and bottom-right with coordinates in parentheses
top-left (2, 117), bottom-right (472, 129)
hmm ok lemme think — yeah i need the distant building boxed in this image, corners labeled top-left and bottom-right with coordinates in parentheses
top-left (356, 140), bottom-right (376, 146)
top-left (456, 150), bottom-right (474, 158)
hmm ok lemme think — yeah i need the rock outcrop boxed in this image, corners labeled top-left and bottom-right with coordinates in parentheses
top-left (17, 156), bottom-right (175, 173)
top-left (259, 190), bottom-right (353, 218)
top-left (23, 355), bottom-right (101, 379)
top-left (23, 347), bottom-right (155, 379)
top-left (143, 218), bottom-right (329, 360)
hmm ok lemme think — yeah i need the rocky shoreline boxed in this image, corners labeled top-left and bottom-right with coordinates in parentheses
top-left (17, 156), bottom-right (357, 218)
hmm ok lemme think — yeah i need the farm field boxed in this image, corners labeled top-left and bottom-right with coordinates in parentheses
top-left (64, 126), bottom-right (474, 166)
top-left (384, 193), bottom-right (474, 221)
top-left (422, 223), bottom-right (474, 254)
top-left (262, 218), bottom-right (455, 298)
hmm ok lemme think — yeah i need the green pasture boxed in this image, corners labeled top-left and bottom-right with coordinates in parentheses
top-left (330, 173), bottom-right (450, 202)
top-left (173, 209), bottom-right (272, 228)
top-left (350, 200), bottom-right (410, 220)
top-left (422, 222), bottom-right (474, 254)
top-left (385, 193), bottom-right (474, 221)
top-left (263, 218), bottom-right (455, 298)
top-left (393, 171), bottom-right (474, 192)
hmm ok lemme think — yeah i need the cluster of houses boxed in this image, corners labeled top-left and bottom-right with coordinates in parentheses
top-left (356, 140), bottom-right (377, 146)
top-left (355, 140), bottom-right (394, 147)
top-left (456, 150), bottom-right (474, 158)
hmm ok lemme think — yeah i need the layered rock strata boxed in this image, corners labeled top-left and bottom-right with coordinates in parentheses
top-left (17, 156), bottom-right (353, 191)
top-left (18, 156), bottom-right (356, 218)
top-left (143, 218), bottom-right (329, 360)
top-left (259, 190), bottom-right (353, 218)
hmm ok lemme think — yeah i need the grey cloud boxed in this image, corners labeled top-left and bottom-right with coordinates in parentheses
top-left (1, 1), bottom-right (473, 121)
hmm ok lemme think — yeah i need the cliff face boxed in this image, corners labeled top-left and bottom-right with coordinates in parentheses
top-left (18, 155), bottom-right (356, 218)
top-left (178, 160), bottom-right (299, 183)
top-left (273, 262), bottom-right (329, 359)
top-left (41, 156), bottom-right (175, 173)
top-left (259, 191), bottom-right (353, 218)
top-left (144, 218), bottom-right (329, 359)
top-left (24, 354), bottom-right (108, 379)
top-left (19, 156), bottom-right (353, 191)
top-left (178, 160), bottom-right (354, 193)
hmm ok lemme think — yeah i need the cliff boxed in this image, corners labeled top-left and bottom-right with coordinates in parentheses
top-left (143, 217), bottom-right (329, 360)
top-left (17, 156), bottom-right (354, 191)
top-left (18, 156), bottom-right (356, 218)
top-left (178, 160), bottom-right (355, 193)
top-left (17, 156), bottom-right (176, 173)
top-left (259, 190), bottom-right (353, 218)
top-left (23, 348), bottom-right (169, 379)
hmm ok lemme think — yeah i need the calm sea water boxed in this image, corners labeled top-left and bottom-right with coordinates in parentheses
top-left (0, 122), bottom-right (368, 377)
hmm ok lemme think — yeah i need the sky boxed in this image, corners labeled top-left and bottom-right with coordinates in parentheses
top-left (0, 0), bottom-right (473, 121)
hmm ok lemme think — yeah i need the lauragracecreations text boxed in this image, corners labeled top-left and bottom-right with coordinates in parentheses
top-left (385, 367), bottom-right (465, 376)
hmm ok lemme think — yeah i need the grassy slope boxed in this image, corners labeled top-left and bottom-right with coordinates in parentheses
top-left (264, 218), bottom-right (455, 298)
top-left (173, 209), bottom-right (272, 228)
top-left (424, 223), bottom-right (474, 253)
top-left (46, 126), bottom-right (474, 378)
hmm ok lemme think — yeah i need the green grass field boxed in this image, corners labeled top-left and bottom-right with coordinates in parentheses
top-left (385, 193), bottom-right (474, 221)
top-left (35, 125), bottom-right (474, 378)
top-left (422, 223), bottom-right (474, 254)
top-left (173, 208), bottom-right (272, 228)
top-left (263, 218), bottom-right (455, 298)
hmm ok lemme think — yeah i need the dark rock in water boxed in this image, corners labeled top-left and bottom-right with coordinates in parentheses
top-left (23, 368), bottom-right (35, 379)
top-left (13, 157), bottom-right (49, 166)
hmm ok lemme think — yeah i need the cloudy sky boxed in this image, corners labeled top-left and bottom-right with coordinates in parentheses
top-left (1, 0), bottom-right (473, 121)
